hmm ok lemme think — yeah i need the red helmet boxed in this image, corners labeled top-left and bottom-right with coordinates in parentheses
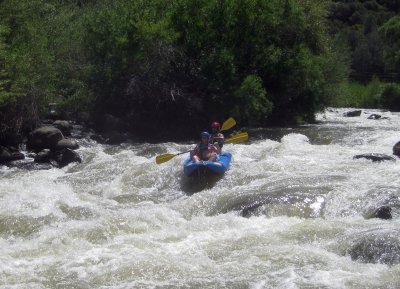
top-left (211, 121), bottom-right (220, 128)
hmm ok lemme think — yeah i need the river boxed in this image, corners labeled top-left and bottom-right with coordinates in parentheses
top-left (1, 108), bottom-right (400, 288)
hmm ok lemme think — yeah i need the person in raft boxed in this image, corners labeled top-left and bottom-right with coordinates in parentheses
top-left (210, 121), bottom-right (224, 153)
top-left (190, 131), bottom-right (219, 162)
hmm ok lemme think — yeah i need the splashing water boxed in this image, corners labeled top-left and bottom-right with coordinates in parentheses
top-left (1, 108), bottom-right (400, 288)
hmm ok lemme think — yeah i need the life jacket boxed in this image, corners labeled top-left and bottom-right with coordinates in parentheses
top-left (198, 142), bottom-right (209, 152)
top-left (196, 142), bottom-right (217, 154)
top-left (210, 133), bottom-right (224, 147)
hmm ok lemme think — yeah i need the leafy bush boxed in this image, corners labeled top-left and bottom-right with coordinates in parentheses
top-left (232, 75), bottom-right (273, 125)
top-left (333, 78), bottom-right (383, 108)
top-left (380, 15), bottom-right (400, 72)
top-left (0, 0), bottom-right (357, 139)
top-left (381, 83), bottom-right (400, 110)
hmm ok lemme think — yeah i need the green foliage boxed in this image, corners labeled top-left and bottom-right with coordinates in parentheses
top-left (381, 83), bottom-right (400, 110)
top-left (0, 24), bottom-right (13, 107)
top-left (0, 0), bottom-right (93, 133)
top-left (2, 0), bottom-right (384, 138)
top-left (380, 15), bottom-right (400, 72)
top-left (170, 0), bottom-right (339, 124)
top-left (82, 0), bottom-right (179, 110)
top-left (333, 78), bottom-right (383, 107)
top-left (232, 75), bottom-right (272, 125)
top-left (0, 0), bottom-right (54, 132)
top-left (328, 0), bottom-right (398, 81)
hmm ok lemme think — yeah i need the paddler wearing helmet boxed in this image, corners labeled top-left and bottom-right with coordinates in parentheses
top-left (190, 131), bottom-right (218, 162)
top-left (210, 121), bottom-right (224, 153)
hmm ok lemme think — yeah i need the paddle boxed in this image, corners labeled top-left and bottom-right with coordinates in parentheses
top-left (220, 117), bottom-right (236, 132)
top-left (155, 131), bottom-right (249, 164)
top-left (225, 131), bottom-right (248, 143)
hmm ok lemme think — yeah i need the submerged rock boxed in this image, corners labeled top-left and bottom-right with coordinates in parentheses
top-left (362, 191), bottom-right (400, 220)
top-left (348, 230), bottom-right (400, 265)
top-left (363, 206), bottom-right (392, 220)
top-left (367, 114), bottom-right (381, 120)
top-left (353, 153), bottom-right (396, 162)
top-left (343, 110), bottom-right (362, 117)
top-left (217, 189), bottom-right (326, 219)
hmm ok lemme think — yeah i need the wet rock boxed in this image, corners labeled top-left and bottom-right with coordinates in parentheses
top-left (0, 215), bottom-right (53, 237)
top-left (0, 145), bottom-right (25, 163)
top-left (367, 114), bottom-right (381, 120)
top-left (53, 120), bottom-right (73, 136)
top-left (59, 203), bottom-right (93, 220)
top-left (363, 206), bottom-right (392, 220)
top-left (70, 124), bottom-right (91, 139)
top-left (393, 141), bottom-right (400, 157)
top-left (217, 189), bottom-right (326, 218)
top-left (55, 148), bottom-right (82, 168)
top-left (34, 149), bottom-right (52, 163)
top-left (362, 191), bottom-right (400, 220)
top-left (27, 126), bottom-right (64, 151)
top-left (8, 160), bottom-right (54, 170)
top-left (343, 110), bottom-right (362, 117)
top-left (32, 147), bottom-right (81, 168)
top-left (348, 230), bottom-right (400, 265)
top-left (353, 153), bottom-right (396, 162)
top-left (55, 138), bottom-right (79, 150)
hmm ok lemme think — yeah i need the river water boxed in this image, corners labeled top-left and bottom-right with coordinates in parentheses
top-left (1, 108), bottom-right (400, 288)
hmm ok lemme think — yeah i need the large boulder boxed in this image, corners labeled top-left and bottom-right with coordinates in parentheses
top-left (55, 139), bottom-right (79, 150)
top-left (393, 141), bottom-right (400, 157)
top-left (27, 126), bottom-right (64, 151)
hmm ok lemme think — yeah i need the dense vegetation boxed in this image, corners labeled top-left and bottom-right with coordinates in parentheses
top-left (0, 0), bottom-right (399, 142)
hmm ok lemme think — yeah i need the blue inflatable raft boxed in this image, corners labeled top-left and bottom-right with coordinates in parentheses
top-left (183, 152), bottom-right (232, 177)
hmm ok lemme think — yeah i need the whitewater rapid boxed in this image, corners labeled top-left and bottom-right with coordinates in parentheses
top-left (1, 108), bottom-right (400, 288)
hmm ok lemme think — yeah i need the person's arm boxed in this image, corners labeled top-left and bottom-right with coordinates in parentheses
top-left (190, 144), bottom-right (199, 157)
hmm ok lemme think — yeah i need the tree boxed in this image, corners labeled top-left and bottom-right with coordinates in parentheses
top-left (380, 15), bottom-right (400, 73)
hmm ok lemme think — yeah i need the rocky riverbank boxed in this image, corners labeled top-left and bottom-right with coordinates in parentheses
top-left (0, 119), bottom-right (83, 169)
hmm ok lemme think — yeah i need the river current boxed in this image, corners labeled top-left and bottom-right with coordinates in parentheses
top-left (1, 108), bottom-right (400, 288)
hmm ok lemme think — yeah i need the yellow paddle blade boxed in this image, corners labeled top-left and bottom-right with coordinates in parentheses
top-left (226, 132), bottom-right (248, 144)
top-left (155, 153), bottom-right (177, 164)
top-left (220, 117), bottom-right (236, 131)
